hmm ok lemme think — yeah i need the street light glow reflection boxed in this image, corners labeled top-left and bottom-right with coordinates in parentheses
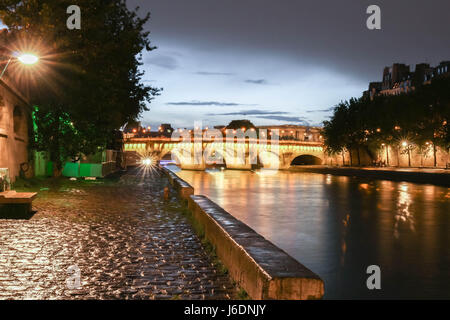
top-left (18, 53), bottom-right (39, 65)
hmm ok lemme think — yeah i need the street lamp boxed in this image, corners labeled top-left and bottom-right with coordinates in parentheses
top-left (0, 52), bottom-right (39, 80)
top-left (17, 53), bottom-right (39, 65)
top-left (401, 141), bottom-right (412, 167)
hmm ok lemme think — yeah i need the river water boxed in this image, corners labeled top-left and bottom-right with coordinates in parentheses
top-left (171, 166), bottom-right (450, 299)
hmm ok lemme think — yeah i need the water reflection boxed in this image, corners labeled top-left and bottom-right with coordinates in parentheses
top-left (173, 167), bottom-right (450, 299)
top-left (394, 184), bottom-right (415, 239)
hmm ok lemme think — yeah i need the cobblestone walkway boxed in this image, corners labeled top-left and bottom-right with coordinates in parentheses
top-left (0, 169), bottom-right (236, 299)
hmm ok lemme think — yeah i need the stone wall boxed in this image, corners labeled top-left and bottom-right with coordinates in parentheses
top-left (325, 145), bottom-right (449, 168)
top-left (161, 166), bottom-right (325, 300)
top-left (0, 80), bottom-right (31, 182)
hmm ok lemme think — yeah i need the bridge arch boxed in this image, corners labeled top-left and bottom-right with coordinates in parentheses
top-left (290, 154), bottom-right (323, 165)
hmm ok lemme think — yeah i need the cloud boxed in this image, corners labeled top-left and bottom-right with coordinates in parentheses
top-left (207, 109), bottom-right (289, 116)
top-left (306, 107), bottom-right (334, 113)
top-left (205, 109), bottom-right (310, 125)
top-left (244, 79), bottom-right (268, 85)
top-left (145, 55), bottom-right (179, 70)
top-left (167, 100), bottom-right (241, 106)
top-left (255, 115), bottom-right (310, 125)
top-left (195, 71), bottom-right (234, 76)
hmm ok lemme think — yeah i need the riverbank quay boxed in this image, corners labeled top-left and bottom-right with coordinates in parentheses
top-left (290, 166), bottom-right (450, 187)
top-left (0, 169), bottom-right (237, 299)
top-left (161, 166), bottom-right (325, 300)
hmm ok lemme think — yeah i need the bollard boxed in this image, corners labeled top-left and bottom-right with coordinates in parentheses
top-left (163, 187), bottom-right (169, 200)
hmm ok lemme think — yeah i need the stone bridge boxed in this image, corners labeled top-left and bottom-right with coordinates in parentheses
top-left (124, 137), bottom-right (324, 170)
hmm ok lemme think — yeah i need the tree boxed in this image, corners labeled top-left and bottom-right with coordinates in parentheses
top-left (322, 76), bottom-right (450, 167)
top-left (0, 0), bottom-right (160, 172)
top-left (226, 119), bottom-right (256, 130)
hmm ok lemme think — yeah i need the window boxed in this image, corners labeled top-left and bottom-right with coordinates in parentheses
top-left (13, 106), bottom-right (23, 134)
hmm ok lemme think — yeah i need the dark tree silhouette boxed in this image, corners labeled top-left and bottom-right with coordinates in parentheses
top-left (323, 77), bottom-right (450, 167)
top-left (0, 0), bottom-right (160, 172)
top-left (226, 120), bottom-right (256, 130)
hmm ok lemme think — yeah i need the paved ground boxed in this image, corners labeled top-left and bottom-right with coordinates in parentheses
top-left (0, 168), bottom-right (236, 300)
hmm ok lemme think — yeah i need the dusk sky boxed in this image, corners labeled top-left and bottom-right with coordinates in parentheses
top-left (3, 1), bottom-right (448, 129)
top-left (126, 0), bottom-right (450, 129)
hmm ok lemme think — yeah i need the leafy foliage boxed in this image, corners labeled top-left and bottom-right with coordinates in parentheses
top-left (323, 77), bottom-right (450, 166)
top-left (0, 0), bottom-right (160, 169)
top-left (226, 120), bottom-right (256, 130)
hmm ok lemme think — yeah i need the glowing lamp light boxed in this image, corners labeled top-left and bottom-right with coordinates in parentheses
top-left (401, 141), bottom-right (408, 147)
top-left (142, 158), bottom-right (153, 166)
top-left (18, 53), bottom-right (39, 65)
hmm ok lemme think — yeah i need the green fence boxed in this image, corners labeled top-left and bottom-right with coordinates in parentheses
top-left (34, 150), bottom-right (118, 178)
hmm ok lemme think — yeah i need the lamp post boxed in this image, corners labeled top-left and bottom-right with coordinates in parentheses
top-left (382, 143), bottom-right (389, 166)
top-left (0, 53), bottom-right (39, 80)
top-left (402, 141), bottom-right (411, 167)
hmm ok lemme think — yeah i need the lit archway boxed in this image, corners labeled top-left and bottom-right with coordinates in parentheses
top-left (291, 154), bottom-right (322, 165)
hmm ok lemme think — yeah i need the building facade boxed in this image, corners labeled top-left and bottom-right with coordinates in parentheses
top-left (0, 79), bottom-right (31, 182)
top-left (363, 61), bottom-right (450, 99)
top-left (257, 124), bottom-right (323, 142)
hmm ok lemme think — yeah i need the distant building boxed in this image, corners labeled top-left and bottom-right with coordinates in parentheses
top-left (381, 63), bottom-right (410, 90)
top-left (365, 60), bottom-right (450, 99)
top-left (434, 61), bottom-right (450, 78)
top-left (256, 125), bottom-right (323, 142)
top-left (363, 81), bottom-right (382, 100)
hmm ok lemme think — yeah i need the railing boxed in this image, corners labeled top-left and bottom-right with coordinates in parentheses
top-left (125, 136), bottom-right (323, 146)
